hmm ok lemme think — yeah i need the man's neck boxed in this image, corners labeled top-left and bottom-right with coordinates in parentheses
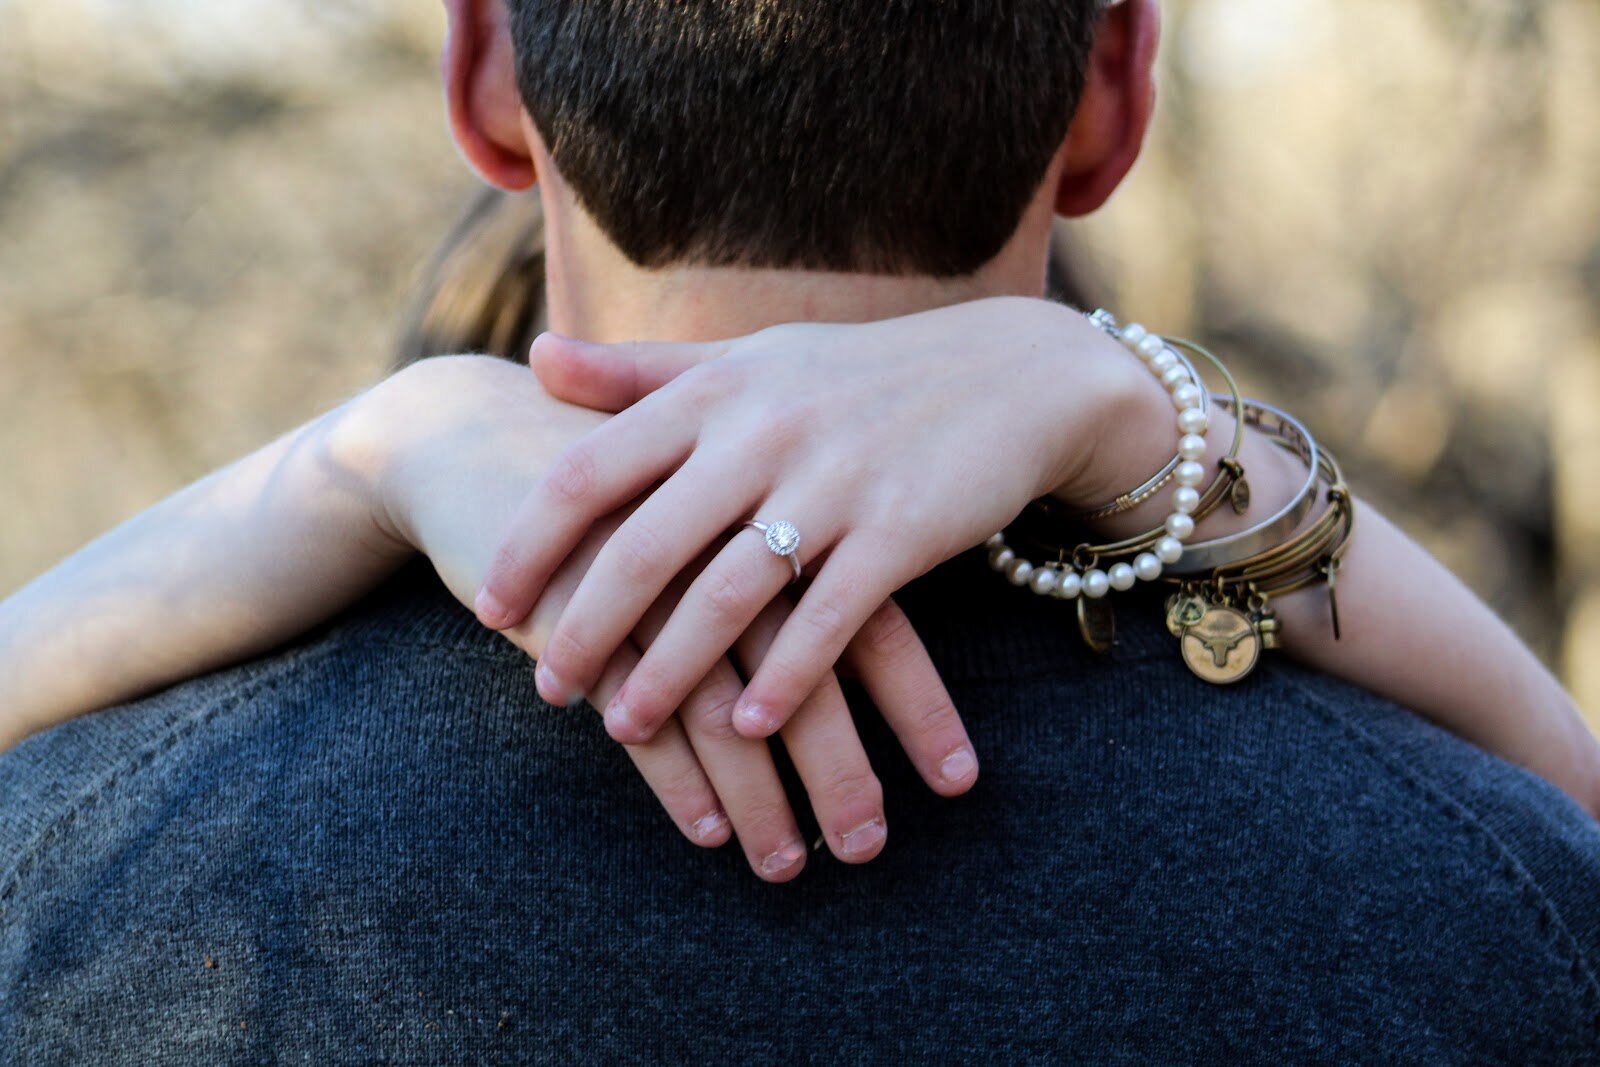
top-left (539, 188), bottom-right (1058, 342)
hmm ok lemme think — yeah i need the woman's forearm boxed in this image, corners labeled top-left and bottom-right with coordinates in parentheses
top-left (0, 397), bottom-right (410, 751)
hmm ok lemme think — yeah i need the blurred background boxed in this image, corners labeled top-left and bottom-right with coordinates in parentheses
top-left (1, 0), bottom-right (1596, 724)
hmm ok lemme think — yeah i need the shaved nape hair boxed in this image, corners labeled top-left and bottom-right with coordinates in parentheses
top-left (506, 0), bottom-right (1101, 277)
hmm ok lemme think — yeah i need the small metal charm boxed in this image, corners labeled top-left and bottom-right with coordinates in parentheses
top-left (1230, 476), bottom-right (1252, 515)
top-left (1179, 603), bottom-right (1260, 684)
top-left (1256, 613), bottom-right (1281, 650)
top-left (1246, 593), bottom-right (1280, 652)
top-left (1165, 591), bottom-right (1208, 638)
top-left (1078, 596), bottom-right (1117, 655)
top-left (1323, 558), bottom-right (1342, 640)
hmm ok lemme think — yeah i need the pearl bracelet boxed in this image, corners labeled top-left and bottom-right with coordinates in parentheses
top-left (985, 310), bottom-right (1211, 599)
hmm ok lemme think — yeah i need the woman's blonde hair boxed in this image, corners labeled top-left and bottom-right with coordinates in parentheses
top-left (395, 189), bottom-right (549, 369)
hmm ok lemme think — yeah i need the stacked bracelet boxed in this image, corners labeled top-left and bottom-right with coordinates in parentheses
top-left (984, 311), bottom-right (1355, 686)
top-left (985, 310), bottom-right (1213, 598)
top-left (1164, 436), bottom-right (1353, 683)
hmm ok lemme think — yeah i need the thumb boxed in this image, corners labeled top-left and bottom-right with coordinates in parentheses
top-left (528, 333), bottom-right (731, 412)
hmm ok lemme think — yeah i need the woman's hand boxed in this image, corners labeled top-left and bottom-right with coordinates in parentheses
top-left (367, 355), bottom-right (976, 880)
top-left (473, 297), bottom-right (1150, 744)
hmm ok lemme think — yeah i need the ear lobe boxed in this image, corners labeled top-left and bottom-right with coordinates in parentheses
top-left (443, 0), bottom-right (537, 190)
top-left (1053, 0), bottom-right (1160, 218)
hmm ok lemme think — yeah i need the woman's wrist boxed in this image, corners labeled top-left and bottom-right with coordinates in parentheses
top-left (1036, 314), bottom-right (1311, 550)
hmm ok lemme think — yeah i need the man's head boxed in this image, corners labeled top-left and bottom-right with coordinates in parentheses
top-left (443, 0), bottom-right (1157, 282)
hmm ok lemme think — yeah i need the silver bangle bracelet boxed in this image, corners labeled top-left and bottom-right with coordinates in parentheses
top-left (1169, 396), bottom-right (1320, 574)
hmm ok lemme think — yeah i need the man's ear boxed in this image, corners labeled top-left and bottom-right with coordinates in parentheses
top-left (442, 0), bottom-right (537, 190)
top-left (1053, 0), bottom-right (1160, 217)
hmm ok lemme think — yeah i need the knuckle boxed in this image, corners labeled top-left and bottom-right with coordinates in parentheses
top-left (684, 684), bottom-right (743, 742)
top-left (648, 758), bottom-right (714, 812)
top-left (544, 446), bottom-right (599, 507)
top-left (748, 660), bottom-right (810, 712)
top-left (734, 797), bottom-right (798, 836)
top-left (611, 522), bottom-right (669, 584)
top-left (544, 626), bottom-right (602, 675)
top-left (485, 540), bottom-right (529, 586)
top-left (818, 762), bottom-right (882, 808)
top-left (702, 566), bottom-right (759, 627)
top-left (855, 602), bottom-right (919, 661)
top-left (900, 693), bottom-right (961, 743)
top-left (796, 593), bottom-right (851, 649)
top-left (743, 404), bottom-right (810, 461)
top-left (679, 363), bottom-right (733, 404)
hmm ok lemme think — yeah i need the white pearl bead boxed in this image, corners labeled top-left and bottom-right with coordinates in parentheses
top-left (986, 533), bottom-right (1004, 549)
top-left (1165, 512), bottom-right (1195, 540)
top-left (1082, 569), bottom-right (1111, 598)
top-left (1173, 486), bottom-right (1201, 514)
top-left (1137, 335), bottom-right (1165, 360)
top-left (1172, 383), bottom-right (1202, 411)
top-left (1161, 366), bottom-right (1190, 390)
top-left (1109, 562), bottom-right (1137, 591)
top-left (1151, 350), bottom-right (1178, 372)
top-left (1120, 323), bottom-right (1148, 345)
top-left (1029, 566), bottom-right (1059, 596)
top-left (1055, 570), bottom-right (1082, 599)
top-left (1155, 536), bottom-right (1184, 564)
top-left (1178, 407), bottom-right (1209, 435)
top-left (989, 546), bottom-right (1014, 571)
top-left (1007, 558), bottom-right (1033, 586)
top-left (1178, 433), bottom-right (1207, 461)
top-left (1134, 552), bottom-right (1163, 582)
top-left (1175, 460), bottom-right (1206, 487)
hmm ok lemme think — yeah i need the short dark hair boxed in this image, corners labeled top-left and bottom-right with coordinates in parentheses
top-left (505, 1), bottom-right (1102, 276)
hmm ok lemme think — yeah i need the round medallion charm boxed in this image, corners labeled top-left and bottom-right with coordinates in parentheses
top-left (763, 521), bottom-right (801, 557)
top-left (1180, 604), bottom-right (1260, 684)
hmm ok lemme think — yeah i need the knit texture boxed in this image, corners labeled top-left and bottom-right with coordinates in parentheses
top-left (2, 552), bottom-right (1598, 1064)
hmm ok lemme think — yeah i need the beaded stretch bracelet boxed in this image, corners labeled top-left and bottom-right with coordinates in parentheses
top-left (984, 311), bottom-right (1215, 598)
top-left (1068, 310), bottom-right (1214, 521)
top-left (988, 332), bottom-right (1245, 603)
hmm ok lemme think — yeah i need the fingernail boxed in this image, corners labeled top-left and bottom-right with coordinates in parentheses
top-left (840, 818), bottom-right (887, 858)
top-left (940, 747), bottom-right (977, 784)
top-left (761, 840), bottom-right (806, 878)
top-left (536, 663), bottom-right (577, 706)
top-left (691, 811), bottom-right (728, 843)
top-left (475, 587), bottom-right (512, 628)
top-left (734, 701), bottom-right (776, 735)
top-left (604, 699), bottom-right (636, 736)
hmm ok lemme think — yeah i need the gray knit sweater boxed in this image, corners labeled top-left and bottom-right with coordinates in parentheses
top-left (2, 554), bottom-right (1598, 1063)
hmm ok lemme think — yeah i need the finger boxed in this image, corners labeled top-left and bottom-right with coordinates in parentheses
top-left (733, 536), bottom-right (899, 738)
top-left (529, 332), bottom-right (733, 412)
top-left (844, 597), bottom-right (977, 797)
top-left (492, 529), bottom-right (733, 850)
top-left (673, 658), bottom-right (811, 881)
top-left (604, 518), bottom-right (823, 744)
top-left (586, 641), bottom-right (734, 849)
top-left (472, 399), bottom-right (698, 644)
top-left (735, 602), bottom-right (888, 865)
top-left (632, 584), bottom-right (809, 882)
top-left (538, 454), bottom-right (768, 720)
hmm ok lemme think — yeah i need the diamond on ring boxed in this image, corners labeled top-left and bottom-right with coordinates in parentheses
top-left (763, 520), bottom-right (801, 557)
top-left (743, 519), bottom-right (804, 582)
